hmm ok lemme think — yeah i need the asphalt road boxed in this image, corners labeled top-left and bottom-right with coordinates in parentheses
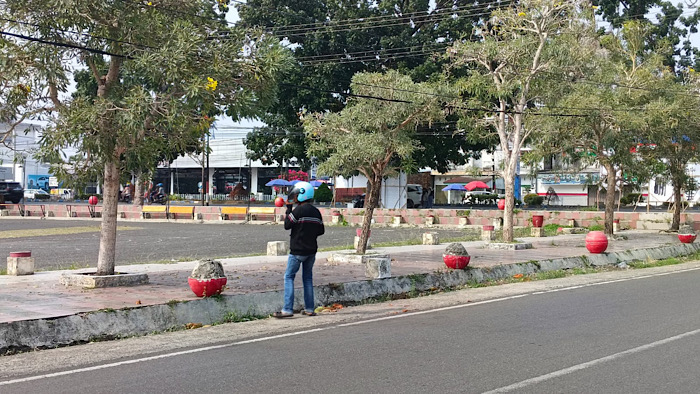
top-left (0, 219), bottom-right (470, 269)
top-left (3, 265), bottom-right (700, 393)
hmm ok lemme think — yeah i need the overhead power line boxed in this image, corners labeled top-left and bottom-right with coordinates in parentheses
top-left (0, 30), bottom-right (133, 59)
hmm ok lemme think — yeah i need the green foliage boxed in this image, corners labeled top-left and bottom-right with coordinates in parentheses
top-left (523, 193), bottom-right (544, 206)
top-left (305, 71), bottom-right (447, 180)
top-left (2, 0), bottom-right (291, 182)
top-left (314, 182), bottom-right (333, 203)
top-left (588, 224), bottom-right (605, 231)
top-left (239, 0), bottom-right (493, 171)
top-left (620, 193), bottom-right (643, 206)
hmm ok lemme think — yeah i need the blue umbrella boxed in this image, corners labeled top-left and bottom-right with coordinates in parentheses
top-left (265, 179), bottom-right (292, 187)
top-left (442, 184), bottom-right (466, 191)
top-left (310, 180), bottom-right (332, 187)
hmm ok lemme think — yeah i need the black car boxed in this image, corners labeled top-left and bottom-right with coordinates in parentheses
top-left (0, 182), bottom-right (24, 204)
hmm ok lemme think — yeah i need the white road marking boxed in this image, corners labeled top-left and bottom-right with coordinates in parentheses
top-left (482, 328), bottom-right (700, 393)
top-left (2, 265), bottom-right (700, 386)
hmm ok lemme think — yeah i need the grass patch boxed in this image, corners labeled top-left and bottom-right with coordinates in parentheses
top-left (0, 268), bottom-right (6, 275)
top-left (0, 226), bottom-right (141, 239)
top-left (219, 310), bottom-right (265, 324)
top-left (588, 224), bottom-right (604, 231)
top-left (543, 223), bottom-right (570, 236)
top-left (628, 257), bottom-right (683, 269)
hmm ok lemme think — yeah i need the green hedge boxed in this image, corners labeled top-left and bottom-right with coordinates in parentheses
top-left (315, 182), bottom-right (333, 203)
top-left (523, 193), bottom-right (543, 206)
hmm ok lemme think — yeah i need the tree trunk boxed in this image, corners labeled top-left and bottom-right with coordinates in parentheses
top-left (357, 177), bottom-right (381, 255)
top-left (502, 157), bottom-right (516, 242)
top-left (133, 171), bottom-right (144, 207)
top-left (96, 160), bottom-right (120, 275)
top-left (671, 166), bottom-right (683, 231)
top-left (604, 163), bottom-right (616, 236)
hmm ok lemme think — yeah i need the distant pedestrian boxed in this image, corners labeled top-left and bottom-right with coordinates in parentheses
top-left (427, 187), bottom-right (435, 208)
top-left (421, 187), bottom-right (429, 208)
top-left (273, 181), bottom-right (325, 318)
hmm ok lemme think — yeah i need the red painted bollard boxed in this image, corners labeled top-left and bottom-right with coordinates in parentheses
top-left (88, 195), bottom-right (98, 205)
top-left (585, 231), bottom-right (608, 254)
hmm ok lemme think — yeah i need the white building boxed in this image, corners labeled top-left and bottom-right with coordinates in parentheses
top-left (0, 122), bottom-right (51, 187)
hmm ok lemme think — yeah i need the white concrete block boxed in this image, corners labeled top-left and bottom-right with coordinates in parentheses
top-left (7, 257), bottom-right (34, 276)
top-left (266, 241), bottom-right (289, 256)
top-left (531, 227), bottom-right (545, 237)
top-left (366, 257), bottom-right (391, 279)
top-left (422, 232), bottom-right (440, 245)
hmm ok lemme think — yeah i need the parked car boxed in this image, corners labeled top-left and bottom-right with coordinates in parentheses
top-left (0, 182), bottom-right (24, 203)
top-left (24, 188), bottom-right (50, 200)
top-left (407, 184), bottom-right (423, 208)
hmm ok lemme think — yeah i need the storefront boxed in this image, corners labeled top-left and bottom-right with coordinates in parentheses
top-left (536, 172), bottom-right (599, 206)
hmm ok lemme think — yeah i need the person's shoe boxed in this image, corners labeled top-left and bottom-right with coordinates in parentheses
top-left (272, 311), bottom-right (294, 318)
top-left (301, 310), bottom-right (317, 316)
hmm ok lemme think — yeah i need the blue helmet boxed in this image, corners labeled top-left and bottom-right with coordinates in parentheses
top-left (288, 181), bottom-right (314, 203)
top-left (156, 183), bottom-right (163, 187)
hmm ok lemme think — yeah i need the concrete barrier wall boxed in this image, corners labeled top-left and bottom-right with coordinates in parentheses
top-left (10, 203), bottom-right (700, 230)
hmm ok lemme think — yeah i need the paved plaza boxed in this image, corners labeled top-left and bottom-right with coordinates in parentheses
top-left (0, 229), bottom-right (679, 324)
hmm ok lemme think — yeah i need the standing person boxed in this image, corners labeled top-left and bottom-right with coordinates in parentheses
top-left (273, 181), bottom-right (325, 318)
top-left (427, 187), bottom-right (435, 208)
top-left (421, 186), bottom-right (429, 208)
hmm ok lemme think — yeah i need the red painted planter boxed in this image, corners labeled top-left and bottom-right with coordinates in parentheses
top-left (532, 215), bottom-right (544, 228)
top-left (443, 254), bottom-right (471, 269)
top-left (188, 277), bottom-right (227, 297)
top-left (9, 251), bottom-right (31, 258)
top-left (88, 196), bottom-right (98, 205)
top-left (585, 231), bottom-right (608, 254)
top-left (482, 225), bottom-right (495, 231)
top-left (331, 211), bottom-right (340, 216)
top-left (497, 199), bottom-right (506, 210)
top-left (678, 234), bottom-right (697, 244)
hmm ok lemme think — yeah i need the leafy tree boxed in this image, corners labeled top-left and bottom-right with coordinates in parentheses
top-left (239, 0), bottom-right (497, 171)
top-left (593, 0), bottom-right (696, 68)
top-left (637, 75), bottom-right (700, 230)
top-left (448, 0), bottom-right (593, 241)
top-left (305, 71), bottom-right (448, 254)
top-left (533, 21), bottom-right (666, 235)
top-left (1, 0), bottom-right (290, 275)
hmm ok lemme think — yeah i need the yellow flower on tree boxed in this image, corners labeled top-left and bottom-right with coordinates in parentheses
top-left (517, 12), bottom-right (526, 17)
top-left (206, 77), bottom-right (218, 91)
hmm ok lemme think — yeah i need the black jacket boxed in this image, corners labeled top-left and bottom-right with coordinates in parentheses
top-left (284, 202), bottom-right (325, 255)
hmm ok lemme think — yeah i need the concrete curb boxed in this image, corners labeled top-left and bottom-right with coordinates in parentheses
top-left (2, 242), bottom-right (699, 354)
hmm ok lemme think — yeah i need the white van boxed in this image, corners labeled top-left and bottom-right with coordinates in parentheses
top-left (407, 184), bottom-right (423, 208)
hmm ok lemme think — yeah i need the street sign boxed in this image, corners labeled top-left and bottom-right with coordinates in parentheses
top-left (49, 176), bottom-right (59, 187)
top-left (0, 167), bottom-right (13, 180)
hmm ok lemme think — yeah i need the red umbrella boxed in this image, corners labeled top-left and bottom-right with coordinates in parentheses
top-left (465, 181), bottom-right (490, 191)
